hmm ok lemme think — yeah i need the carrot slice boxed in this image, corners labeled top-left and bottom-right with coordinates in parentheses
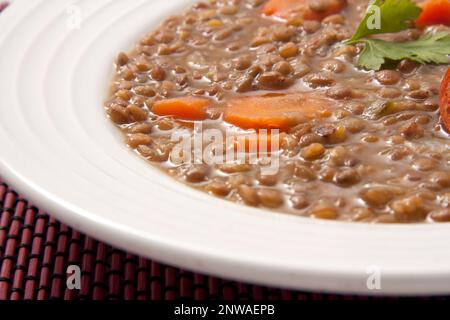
top-left (263, 0), bottom-right (347, 20)
top-left (224, 93), bottom-right (333, 130)
top-left (152, 97), bottom-right (210, 121)
top-left (416, 0), bottom-right (450, 27)
top-left (440, 67), bottom-right (450, 132)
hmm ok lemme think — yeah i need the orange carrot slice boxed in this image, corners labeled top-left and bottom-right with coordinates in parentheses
top-left (224, 93), bottom-right (333, 130)
top-left (152, 97), bottom-right (210, 121)
top-left (440, 67), bottom-right (450, 132)
top-left (416, 0), bottom-right (450, 27)
top-left (263, 0), bottom-right (347, 20)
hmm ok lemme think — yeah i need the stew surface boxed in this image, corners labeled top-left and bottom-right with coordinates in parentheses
top-left (105, 0), bottom-right (450, 223)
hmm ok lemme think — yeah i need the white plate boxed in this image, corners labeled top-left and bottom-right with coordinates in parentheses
top-left (1, 0), bottom-right (450, 296)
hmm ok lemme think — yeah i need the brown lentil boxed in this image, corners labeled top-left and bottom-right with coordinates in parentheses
top-left (185, 165), bottom-right (209, 183)
top-left (238, 185), bottom-right (260, 206)
top-left (126, 133), bottom-right (152, 148)
top-left (375, 70), bottom-right (402, 85)
top-left (291, 193), bottom-right (310, 210)
top-left (257, 189), bottom-right (284, 208)
top-left (279, 42), bottom-right (298, 58)
top-left (312, 206), bottom-right (338, 220)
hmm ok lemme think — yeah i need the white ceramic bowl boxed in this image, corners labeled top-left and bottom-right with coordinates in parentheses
top-left (1, 0), bottom-right (450, 295)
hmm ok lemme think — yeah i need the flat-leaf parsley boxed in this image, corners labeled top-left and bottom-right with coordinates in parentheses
top-left (346, 0), bottom-right (450, 70)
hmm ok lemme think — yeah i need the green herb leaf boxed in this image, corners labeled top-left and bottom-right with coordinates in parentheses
top-left (357, 32), bottom-right (450, 70)
top-left (347, 0), bottom-right (422, 44)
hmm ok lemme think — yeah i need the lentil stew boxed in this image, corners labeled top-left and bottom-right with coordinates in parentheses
top-left (105, 0), bottom-right (450, 223)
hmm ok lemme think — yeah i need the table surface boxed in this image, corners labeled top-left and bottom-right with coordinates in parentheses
top-left (0, 0), bottom-right (448, 301)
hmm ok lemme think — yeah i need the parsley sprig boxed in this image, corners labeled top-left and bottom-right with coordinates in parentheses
top-left (346, 0), bottom-right (450, 70)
